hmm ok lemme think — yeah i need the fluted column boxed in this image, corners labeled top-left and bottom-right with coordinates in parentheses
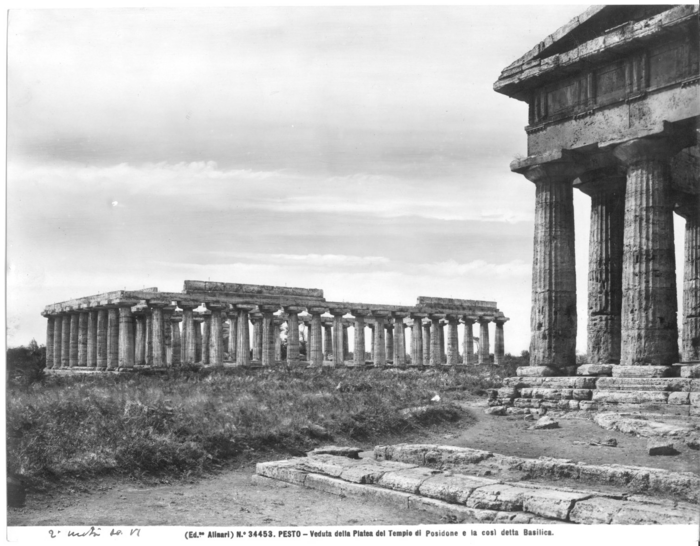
top-left (285, 307), bottom-right (303, 366)
top-left (77, 311), bottom-right (88, 367)
top-left (422, 320), bottom-right (431, 365)
top-left (368, 324), bottom-right (375, 361)
top-left (393, 313), bottom-right (407, 367)
top-left (323, 322), bottom-right (333, 361)
top-left (163, 306), bottom-right (175, 366)
top-left (372, 311), bottom-right (389, 366)
top-left (178, 303), bottom-right (196, 365)
top-left (494, 317), bottom-right (509, 366)
top-left (274, 320), bottom-right (283, 361)
top-left (236, 305), bottom-right (255, 367)
top-left (385, 323), bottom-right (394, 364)
top-left (145, 311), bottom-right (153, 366)
top-left (171, 316), bottom-right (182, 367)
top-left (201, 312), bottom-right (211, 365)
top-left (343, 324), bottom-right (349, 361)
top-left (462, 317), bottom-right (476, 365)
top-left (309, 307), bottom-right (325, 367)
top-left (478, 316), bottom-right (492, 365)
top-left (69, 312), bottom-right (79, 368)
top-left (207, 303), bottom-right (226, 367)
top-left (614, 138), bottom-right (681, 366)
top-left (44, 314), bottom-right (54, 369)
top-left (523, 162), bottom-right (581, 369)
top-left (446, 315), bottom-right (459, 366)
top-left (118, 302), bottom-right (137, 369)
top-left (678, 194), bottom-right (700, 361)
top-left (260, 307), bottom-right (275, 367)
top-left (228, 308), bottom-right (238, 362)
top-left (429, 314), bottom-right (444, 366)
top-left (96, 309), bottom-right (107, 370)
top-left (87, 310), bottom-right (97, 368)
top-left (352, 310), bottom-right (369, 367)
top-left (410, 314), bottom-right (426, 366)
top-left (52, 314), bottom-right (62, 369)
top-left (61, 313), bottom-right (71, 368)
top-left (193, 316), bottom-right (203, 363)
top-left (330, 309), bottom-right (348, 366)
top-left (577, 171), bottom-right (625, 364)
top-left (149, 303), bottom-right (167, 367)
top-left (251, 313), bottom-right (263, 362)
top-left (439, 321), bottom-right (446, 363)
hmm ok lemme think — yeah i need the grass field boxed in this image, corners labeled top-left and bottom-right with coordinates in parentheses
top-left (7, 366), bottom-right (500, 490)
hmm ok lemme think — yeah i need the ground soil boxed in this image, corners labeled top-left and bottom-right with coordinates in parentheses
top-left (8, 400), bottom-right (700, 527)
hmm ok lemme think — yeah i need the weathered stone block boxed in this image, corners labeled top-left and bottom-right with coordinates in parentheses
top-left (532, 416), bottom-right (559, 429)
top-left (516, 366), bottom-right (560, 377)
top-left (505, 407), bottom-right (530, 415)
top-left (484, 406), bottom-right (507, 415)
top-left (377, 467), bottom-right (440, 494)
top-left (647, 439), bottom-right (678, 456)
top-left (427, 446), bottom-right (493, 467)
top-left (255, 459), bottom-right (308, 485)
top-left (339, 460), bottom-right (417, 484)
top-left (680, 364), bottom-right (700, 378)
top-left (576, 364), bottom-right (614, 376)
top-left (690, 392), bottom-right (700, 407)
top-left (521, 489), bottom-right (592, 521)
top-left (668, 392), bottom-right (690, 405)
top-left (569, 497), bottom-right (625, 524)
top-left (612, 366), bottom-right (674, 378)
top-left (592, 391), bottom-right (670, 404)
top-left (297, 454), bottom-right (359, 477)
top-left (418, 473), bottom-right (499, 504)
top-left (572, 389), bottom-right (593, 400)
top-left (514, 398), bottom-right (541, 408)
top-left (497, 387), bottom-right (519, 399)
top-left (308, 446), bottom-right (362, 459)
top-left (465, 484), bottom-right (531, 511)
top-left (304, 473), bottom-right (413, 509)
top-left (578, 401), bottom-right (598, 411)
top-left (596, 377), bottom-right (690, 392)
top-left (612, 502), bottom-right (699, 525)
top-left (379, 444), bottom-right (436, 464)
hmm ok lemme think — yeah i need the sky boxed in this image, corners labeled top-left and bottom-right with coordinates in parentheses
top-left (6, 4), bottom-right (688, 355)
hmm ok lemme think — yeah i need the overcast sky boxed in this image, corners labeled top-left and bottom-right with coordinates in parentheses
top-left (7, 4), bottom-right (687, 354)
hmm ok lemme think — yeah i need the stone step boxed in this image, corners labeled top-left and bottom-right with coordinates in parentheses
top-left (519, 387), bottom-right (593, 401)
top-left (596, 378), bottom-right (698, 392)
top-left (255, 451), bottom-right (699, 524)
top-left (375, 444), bottom-right (700, 504)
top-left (612, 366), bottom-right (674, 378)
top-left (502, 377), bottom-right (598, 390)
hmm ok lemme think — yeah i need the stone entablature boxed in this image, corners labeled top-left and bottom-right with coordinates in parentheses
top-left (41, 280), bottom-right (508, 371)
top-left (494, 5), bottom-right (699, 378)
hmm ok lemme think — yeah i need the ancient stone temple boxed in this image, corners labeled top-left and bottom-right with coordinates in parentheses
top-left (490, 5), bottom-right (699, 416)
top-left (41, 281), bottom-right (508, 372)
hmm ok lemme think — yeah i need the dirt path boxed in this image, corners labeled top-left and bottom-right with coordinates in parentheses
top-left (9, 402), bottom-right (699, 527)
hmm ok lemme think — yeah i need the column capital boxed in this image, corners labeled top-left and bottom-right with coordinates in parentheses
top-left (170, 315), bottom-right (183, 323)
top-left (116, 299), bottom-right (141, 308)
top-left (445, 313), bottom-right (460, 322)
top-left (613, 136), bottom-right (687, 166)
top-left (205, 302), bottom-right (228, 312)
top-left (329, 308), bottom-right (350, 316)
top-left (523, 161), bottom-right (586, 185)
top-left (177, 301), bottom-right (199, 311)
top-left (370, 309), bottom-right (391, 318)
top-left (675, 192), bottom-right (700, 220)
top-left (350, 308), bottom-right (371, 317)
top-left (249, 312), bottom-right (263, 321)
top-left (284, 305), bottom-right (305, 314)
top-left (478, 315), bottom-right (495, 324)
top-left (410, 312), bottom-right (428, 320)
top-left (461, 315), bottom-right (478, 324)
top-left (258, 304), bottom-right (280, 313)
top-left (307, 306), bottom-right (328, 315)
top-left (428, 313), bottom-right (446, 320)
top-left (236, 303), bottom-right (257, 312)
top-left (574, 168), bottom-right (626, 197)
top-left (494, 316), bottom-right (510, 325)
top-left (391, 311), bottom-right (409, 319)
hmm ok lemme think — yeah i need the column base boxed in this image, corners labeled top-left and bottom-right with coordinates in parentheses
top-left (611, 365), bottom-right (674, 378)
top-left (576, 364), bottom-right (615, 376)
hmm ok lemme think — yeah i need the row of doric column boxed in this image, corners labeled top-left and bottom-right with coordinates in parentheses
top-left (523, 136), bottom-right (699, 370)
top-left (43, 301), bottom-right (508, 370)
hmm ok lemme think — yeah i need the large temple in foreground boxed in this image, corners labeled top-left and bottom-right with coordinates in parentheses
top-left (41, 281), bottom-right (508, 371)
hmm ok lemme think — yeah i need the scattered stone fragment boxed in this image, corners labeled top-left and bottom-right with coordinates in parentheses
top-left (647, 439), bottom-right (678, 456)
top-left (484, 406), bottom-right (506, 416)
top-left (532, 416), bottom-right (559, 430)
top-left (684, 436), bottom-right (700, 450)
